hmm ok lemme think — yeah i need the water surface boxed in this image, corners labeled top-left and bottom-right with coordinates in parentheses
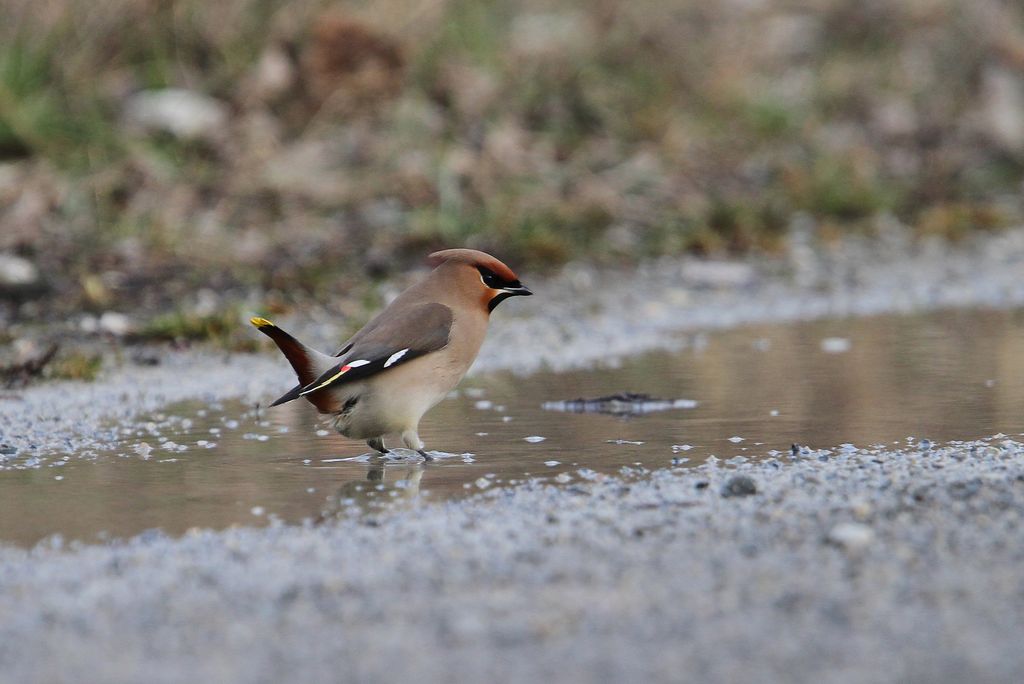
top-left (3, 308), bottom-right (1024, 546)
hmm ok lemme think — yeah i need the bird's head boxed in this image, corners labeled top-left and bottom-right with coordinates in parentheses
top-left (428, 248), bottom-right (533, 313)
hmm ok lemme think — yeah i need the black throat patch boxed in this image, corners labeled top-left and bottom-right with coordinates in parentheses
top-left (488, 292), bottom-right (515, 312)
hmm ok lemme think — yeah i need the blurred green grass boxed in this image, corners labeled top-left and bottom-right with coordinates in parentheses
top-left (2, 0), bottom-right (1024, 316)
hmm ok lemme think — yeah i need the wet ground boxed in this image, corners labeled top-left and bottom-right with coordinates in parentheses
top-left (4, 307), bottom-right (1024, 547)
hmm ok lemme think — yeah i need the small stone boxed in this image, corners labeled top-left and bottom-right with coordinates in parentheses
top-left (523, 435), bottom-right (546, 443)
top-left (827, 522), bottom-right (875, 551)
top-left (721, 476), bottom-right (757, 498)
top-left (0, 253), bottom-right (43, 298)
top-left (820, 337), bottom-right (851, 354)
top-left (98, 312), bottom-right (133, 336)
top-left (680, 260), bottom-right (756, 288)
top-left (948, 478), bottom-right (982, 501)
top-left (124, 89), bottom-right (229, 141)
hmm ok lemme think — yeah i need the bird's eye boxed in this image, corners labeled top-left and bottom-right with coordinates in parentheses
top-left (479, 269), bottom-right (501, 289)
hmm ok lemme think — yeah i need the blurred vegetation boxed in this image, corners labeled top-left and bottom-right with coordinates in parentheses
top-left (135, 308), bottom-right (259, 351)
top-left (47, 349), bottom-right (104, 381)
top-left (2, 0), bottom-right (1024, 320)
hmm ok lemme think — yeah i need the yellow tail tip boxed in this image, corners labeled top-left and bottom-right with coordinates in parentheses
top-left (250, 316), bottom-right (274, 328)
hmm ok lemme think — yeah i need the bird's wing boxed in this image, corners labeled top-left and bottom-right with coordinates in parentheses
top-left (299, 302), bottom-right (453, 397)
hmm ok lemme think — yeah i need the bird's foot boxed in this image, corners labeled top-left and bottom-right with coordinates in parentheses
top-left (367, 437), bottom-right (389, 455)
top-left (417, 449), bottom-right (434, 462)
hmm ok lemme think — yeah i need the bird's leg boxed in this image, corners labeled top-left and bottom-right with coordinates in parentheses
top-left (402, 430), bottom-right (433, 461)
top-left (367, 437), bottom-right (389, 455)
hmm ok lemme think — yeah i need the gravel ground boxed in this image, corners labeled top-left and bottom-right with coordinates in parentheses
top-left (3, 230), bottom-right (1024, 682)
top-left (1, 437), bottom-right (1023, 683)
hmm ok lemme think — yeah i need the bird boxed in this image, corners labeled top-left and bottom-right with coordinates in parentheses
top-left (250, 248), bottom-right (532, 460)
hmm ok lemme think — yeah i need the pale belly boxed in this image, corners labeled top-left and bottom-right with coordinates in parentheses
top-left (326, 351), bottom-right (468, 439)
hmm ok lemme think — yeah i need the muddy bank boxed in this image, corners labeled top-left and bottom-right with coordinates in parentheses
top-left (5, 228), bottom-right (1024, 460)
top-left (1, 436), bottom-right (1022, 683)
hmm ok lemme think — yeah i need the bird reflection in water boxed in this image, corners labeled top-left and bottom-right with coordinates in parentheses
top-left (315, 461), bottom-right (425, 524)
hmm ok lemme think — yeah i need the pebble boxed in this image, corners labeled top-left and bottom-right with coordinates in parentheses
top-left (820, 337), bottom-right (851, 354)
top-left (0, 253), bottom-right (42, 297)
top-left (827, 522), bottom-right (875, 551)
top-left (123, 88), bottom-right (229, 140)
top-left (98, 312), bottom-right (133, 336)
top-left (721, 475), bottom-right (757, 497)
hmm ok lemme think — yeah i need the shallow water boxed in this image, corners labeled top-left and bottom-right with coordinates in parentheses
top-left (3, 308), bottom-right (1024, 547)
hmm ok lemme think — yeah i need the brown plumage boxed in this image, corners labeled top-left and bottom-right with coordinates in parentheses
top-left (252, 249), bottom-right (532, 458)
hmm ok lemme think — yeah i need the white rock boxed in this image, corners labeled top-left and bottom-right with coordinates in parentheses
top-left (0, 253), bottom-right (41, 292)
top-left (680, 260), bottom-right (756, 288)
top-left (98, 312), bottom-right (133, 336)
top-left (124, 89), bottom-right (229, 141)
top-left (827, 522), bottom-right (875, 551)
top-left (251, 46), bottom-right (295, 100)
top-left (821, 337), bottom-right (851, 354)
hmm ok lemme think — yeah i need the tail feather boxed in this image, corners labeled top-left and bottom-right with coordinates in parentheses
top-left (269, 384), bottom-right (303, 408)
top-left (250, 317), bottom-right (340, 412)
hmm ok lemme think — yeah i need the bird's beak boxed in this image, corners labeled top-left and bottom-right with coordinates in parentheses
top-left (502, 284), bottom-right (533, 297)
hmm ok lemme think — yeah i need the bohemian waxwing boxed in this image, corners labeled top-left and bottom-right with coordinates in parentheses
top-left (250, 249), bottom-right (532, 459)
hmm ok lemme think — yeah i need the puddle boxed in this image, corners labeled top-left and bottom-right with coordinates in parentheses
top-left (3, 308), bottom-right (1024, 546)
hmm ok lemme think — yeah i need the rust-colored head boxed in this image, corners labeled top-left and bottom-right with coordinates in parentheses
top-left (428, 248), bottom-right (532, 312)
